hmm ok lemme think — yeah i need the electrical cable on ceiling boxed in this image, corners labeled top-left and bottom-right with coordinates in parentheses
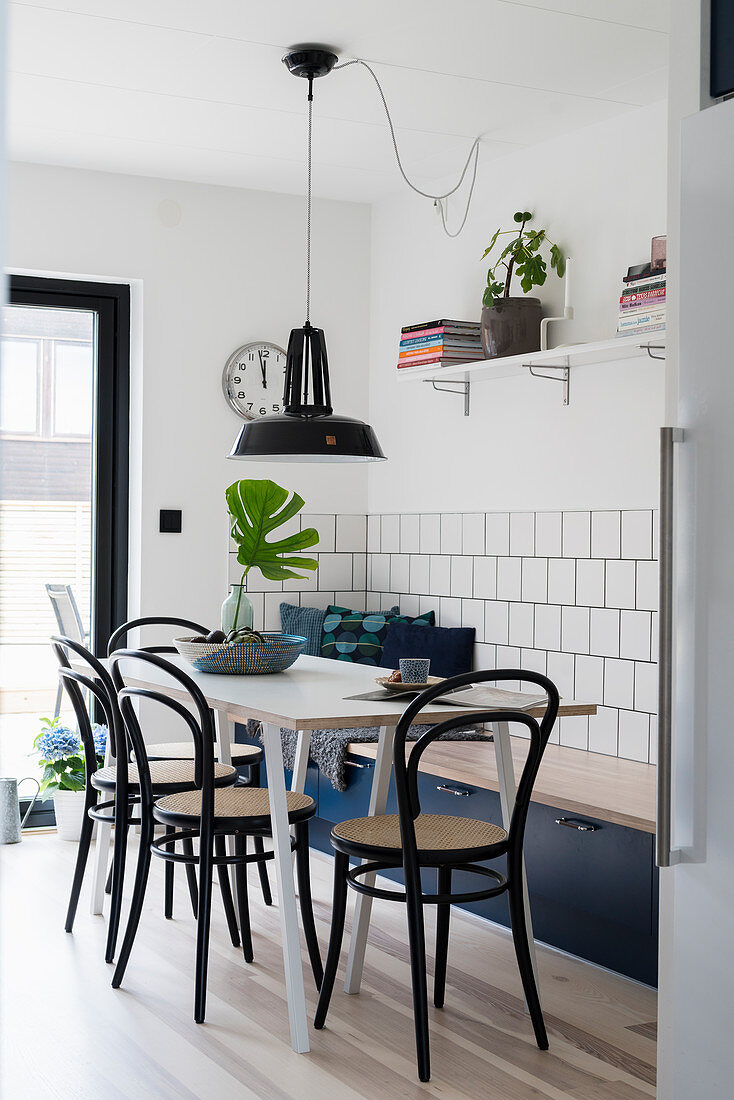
top-left (334, 57), bottom-right (482, 237)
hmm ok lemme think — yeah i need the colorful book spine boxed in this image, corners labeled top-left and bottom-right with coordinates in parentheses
top-left (400, 334), bottom-right (482, 349)
top-left (400, 325), bottom-right (479, 341)
top-left (622, 276), bottom-right (666, 292)
top-left (619, 289), bottom-right (666, 309)
top-left (615, 323), bottom-right (666, 338)
top-left (401, 319), bottom-right (480, 334)
top-left (616, 308), bottom-right (666, 333)
top-left (397, 351), bottom-right (484, 367)
top-left (399, 344), bottom-right (444, 358)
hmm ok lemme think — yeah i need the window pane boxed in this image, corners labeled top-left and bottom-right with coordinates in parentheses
top-left (53, 343), bottom-right (94, 436)
top-left (0, 339), bottom-right (38, 432)
top-left (0, 302), bottom-right (94, 787)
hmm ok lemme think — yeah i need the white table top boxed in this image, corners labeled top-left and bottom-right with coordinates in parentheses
top-left (107, 652), bottom-right (594, 731)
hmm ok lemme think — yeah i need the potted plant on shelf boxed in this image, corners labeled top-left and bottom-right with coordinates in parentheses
top-left (480, 211), bottom-right (565, 358)
top-left (33, 717), bottom-right (107, 841)
top-left (222, 479), bottom-right (319, 636)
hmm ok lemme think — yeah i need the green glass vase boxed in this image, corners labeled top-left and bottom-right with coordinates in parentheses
top-left (220, 584), bottom-right (254, 634)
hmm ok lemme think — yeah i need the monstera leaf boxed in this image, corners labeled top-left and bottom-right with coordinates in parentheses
top-left (226, 479), bottom-right (319, 582)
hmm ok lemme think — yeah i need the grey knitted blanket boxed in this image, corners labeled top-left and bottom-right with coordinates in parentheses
top-left (248, 719), bottom-right (491, 792)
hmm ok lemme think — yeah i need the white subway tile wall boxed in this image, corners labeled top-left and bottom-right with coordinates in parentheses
top-left (229, 509), bottom-right (658, 764)
top-left (364, 509), bottom-right (658, 764)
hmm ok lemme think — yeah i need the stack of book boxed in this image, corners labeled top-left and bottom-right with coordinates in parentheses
top-left (616, 269), bottom-right (666, 337)
top-left (397, 319), bottom-right (483, 369)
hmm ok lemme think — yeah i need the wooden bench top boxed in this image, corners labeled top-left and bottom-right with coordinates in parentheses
top-left (348, 736), bottom-right (657, 834)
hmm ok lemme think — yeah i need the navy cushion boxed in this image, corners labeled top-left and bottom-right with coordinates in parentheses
top-left (381, 621), bottom-right (475, 679)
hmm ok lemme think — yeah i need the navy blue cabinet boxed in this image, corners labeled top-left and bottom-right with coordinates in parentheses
top-left (234, 726), bottom-right (658, 986)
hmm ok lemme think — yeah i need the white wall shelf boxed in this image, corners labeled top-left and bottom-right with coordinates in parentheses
top-left (397, 334), bottom-right (666, 410)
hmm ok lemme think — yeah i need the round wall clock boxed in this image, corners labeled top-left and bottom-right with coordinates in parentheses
top-left (222, 341), bottom-right (288, 420)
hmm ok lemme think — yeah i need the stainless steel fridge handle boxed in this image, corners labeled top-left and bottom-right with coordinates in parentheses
top-left (657, 426), bottom-right (684, 868)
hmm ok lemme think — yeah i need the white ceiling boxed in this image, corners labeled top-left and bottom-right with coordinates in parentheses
top-left (7, 1), bottom-right (669, 203)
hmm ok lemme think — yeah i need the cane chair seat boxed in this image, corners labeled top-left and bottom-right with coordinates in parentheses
top-left (142, 741), bottom-right (262, 767)
top-left (332, 813), bottom-right (508, 862)
top-left (154, 786), bottom-right (316, 829)
top-left (92, 759), bottom-right (238, 792)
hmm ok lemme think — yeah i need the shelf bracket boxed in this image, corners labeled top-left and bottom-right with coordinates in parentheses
top-left (645, 343), bottom-right (666, 361)
top-left (523, 356), bottom-right (570, 406)
top-left (428, 379), bottom-right (470, 416)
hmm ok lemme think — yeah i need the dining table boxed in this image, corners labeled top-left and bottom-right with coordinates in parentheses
top-left (87, 652), bottom-right (595, 1054)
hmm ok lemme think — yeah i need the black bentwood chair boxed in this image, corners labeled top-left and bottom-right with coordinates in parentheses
top-left (109, 649), bottom-right (322, 1024)
top-left (51, 635), bottom-right (238, 965)
top-left (314, 668), bottom-right (560, 1083)
top-left (108, 617), bottom-right (272, 909)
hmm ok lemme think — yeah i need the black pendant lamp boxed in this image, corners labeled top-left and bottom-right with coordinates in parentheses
top-left (229, 48), bottom-right (385, 463)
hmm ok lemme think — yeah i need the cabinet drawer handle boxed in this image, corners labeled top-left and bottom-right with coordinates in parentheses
top-left (436, 784), bottom-right (471, 797)
top-left (345, 759), bottom-right (373, 770)
top-left (555, 817), bottom-right (598, 832)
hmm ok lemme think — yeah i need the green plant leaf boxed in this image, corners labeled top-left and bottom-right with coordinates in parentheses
top-left (226, 480), bottom-right (320, 582)
top-left (523, 211), bottom-right (532, 221)
top-left (513, 211), bottom-right (524, 223)
top-left (480, 228), bottom-right (501, 259)
top-left (58, 774), bottom-right (85, 792)
top-left (550, 243), bottom-right (566, 278)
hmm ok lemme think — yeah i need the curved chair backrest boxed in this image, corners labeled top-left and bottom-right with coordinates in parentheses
top-left (47, 584), bottom-right (86, 642)
top-left (107, 616), bottom-right (210, 657)
top-left (393, 669), bottom-right (559, 868)
top-left (109, 650), bottom-right (217, 828)
top-left (50, 635), bottom-right (125, 793)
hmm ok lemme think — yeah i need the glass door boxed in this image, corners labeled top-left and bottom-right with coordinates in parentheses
top-left (0, 277), bottom-right (129, 822)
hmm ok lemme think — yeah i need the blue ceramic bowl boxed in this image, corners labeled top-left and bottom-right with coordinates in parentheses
top-left (174, 632), bottom-right (307, 675)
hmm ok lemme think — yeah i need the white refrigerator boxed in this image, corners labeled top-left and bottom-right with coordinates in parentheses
top-left (657, 92), bottom-right (734, 1096)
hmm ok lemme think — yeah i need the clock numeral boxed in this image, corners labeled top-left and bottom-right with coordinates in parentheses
top-left (259, 407), bottom-right (267, 416)
top-left (233, 375), bottom-right (241, 384)
top-left (248, 352), bottom-right (254, 361)
top-left (237, 392), bottom-right (246, 399)
top-left (261, 348), bottom-right (269, 358)
top-left (272, 404), bottom-right (279, 412)
top-left (247, 402), bottom-right (253, 410)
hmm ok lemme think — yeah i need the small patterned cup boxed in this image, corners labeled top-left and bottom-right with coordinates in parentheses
top-left (399, 657), bottom-right (431, 684)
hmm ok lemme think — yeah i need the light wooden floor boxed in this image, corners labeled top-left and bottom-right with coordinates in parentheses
top-left (1, 834), bottom-right (657, 1099)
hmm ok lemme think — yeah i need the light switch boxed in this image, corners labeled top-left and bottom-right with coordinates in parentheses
top-left (159, 509), bottom-right (182, 533)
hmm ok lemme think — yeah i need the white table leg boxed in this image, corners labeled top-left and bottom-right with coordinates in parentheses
top-left (290, 729), bottom-right (311, 793)
top-left (214, 709), bottom-right (233, 767)
top-left (90, 735), bottom-right (113, 914)
top-left (213, 710), bottom-right (238, 890)
top-left (344, 724), bottom-right (394, 995)
top-left (261, 721), bottom-right (310, 1054)
top-left (492, 720), bottom-right (539, 999)
top-left (290, 730), bottom-right (311, 865)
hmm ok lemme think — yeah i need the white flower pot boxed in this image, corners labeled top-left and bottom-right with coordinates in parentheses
top-left (54, 790), bottom-right (86, 842)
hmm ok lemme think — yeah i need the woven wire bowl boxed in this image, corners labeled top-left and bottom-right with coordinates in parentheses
top-left (174, 633), bottom-right (307, 675)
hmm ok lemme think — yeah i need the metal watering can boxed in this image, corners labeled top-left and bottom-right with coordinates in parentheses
top-left (0, 777), bottom-right (41, 843)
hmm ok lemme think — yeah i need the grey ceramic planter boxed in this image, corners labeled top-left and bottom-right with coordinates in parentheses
top-left (481, 297), bottom-right (542, 359)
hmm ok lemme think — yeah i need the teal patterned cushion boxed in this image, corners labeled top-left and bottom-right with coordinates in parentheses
top-left (321, 605), bottom-right (436, 666)
top-left (280, 602), bottom-right (400, 658)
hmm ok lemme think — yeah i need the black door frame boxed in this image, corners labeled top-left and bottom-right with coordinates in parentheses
top-left (6, 275), bottom-right (130, 826)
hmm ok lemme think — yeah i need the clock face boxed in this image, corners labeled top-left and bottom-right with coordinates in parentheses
top-left (222, 341), bottom-right (288, 421)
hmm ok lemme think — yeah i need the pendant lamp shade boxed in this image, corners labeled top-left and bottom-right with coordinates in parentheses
top-left (228, 47), bottom-right (385, 463)
top-left (229, 323), bottom-right (385, 462)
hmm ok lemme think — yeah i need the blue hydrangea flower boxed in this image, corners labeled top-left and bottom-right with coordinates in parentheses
top-left (93, 723), bottom-right (108, 759)
top-left (36, 725), bottom-right (81, 762)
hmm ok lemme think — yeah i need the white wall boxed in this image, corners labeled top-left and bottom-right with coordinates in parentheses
top-left (366, 101), bottom-right (668, 515)
top-left (6, 162), bottom-right (371, 628)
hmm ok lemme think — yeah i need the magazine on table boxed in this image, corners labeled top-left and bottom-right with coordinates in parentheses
top-left (345, 685), bottom-right (548, 710)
